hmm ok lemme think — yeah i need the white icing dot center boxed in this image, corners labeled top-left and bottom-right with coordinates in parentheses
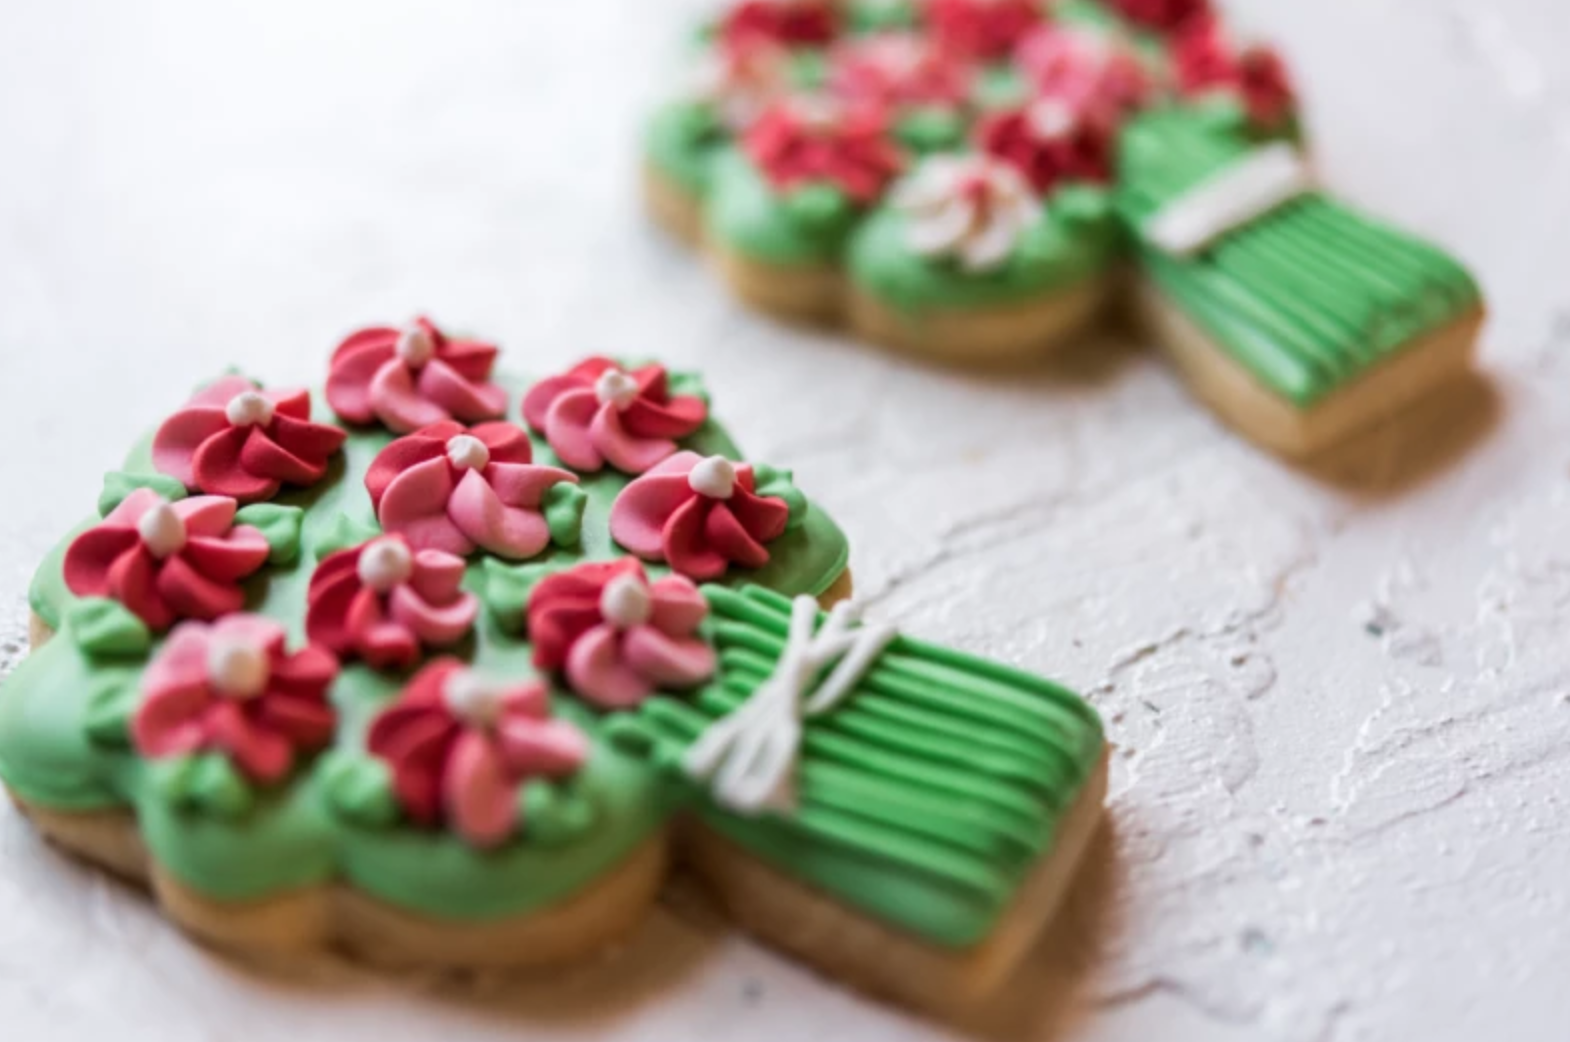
top-left (594, 368), bottom-right (640, 411)
top-left (207, 636), bottom-right (270, 699)
top-left (1027, 99), bottom-right (1075, 140)
top-left (225, 390), bottom-right (275, 428)
top-left (136, 502), bottom-right (187, 559)
top-left (446, 434), bottom-right (491, 471)
top-left (443, 671), bottom-right (507, 728)
top-left (357, 538), bottom-right (414, 593)
top-left (396, 325), bottom-right (436, 368)
top-left (688, 456), bottom-right (737, 500)
top-left (600, 573), bottom-right (653, 629)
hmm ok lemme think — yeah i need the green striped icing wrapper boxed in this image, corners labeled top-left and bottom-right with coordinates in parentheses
top-left (608, 585), bottom-right (1106, 948)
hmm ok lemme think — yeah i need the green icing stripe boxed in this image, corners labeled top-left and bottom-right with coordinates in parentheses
top-left (1, 372), bottom-right (850, 919)
top-left (1119, 110), bottom-right (1481, 405)
top-left (618, 585), bottom-right (1104, 948)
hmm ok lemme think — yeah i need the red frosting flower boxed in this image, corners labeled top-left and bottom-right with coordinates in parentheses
top-left (366, 659), bottom-right (588, 848)
top-left (829, 33), bottom-right (973, 112)
top-left (977, 98), bottom-right (1117, 193)
top-left (1175, 20), bottom-right (1296, 131)
top-left (743, 97), bottom-right (904, 205)
top-left (63, 489), bottom-right (271, 631)
top-left (1105, 0), bottom-right (1211, 34)
top-left (927, 0), bottom-right (1043, 61)
top-left (1015, 24), bottom-right (1151, 122)
top-left (527, 559), bottom-right (716, 710)
top-left (133, 615), bottom-right (337, 783)
top-left (151, 376), bottom-right (347, 504)
top-left (365, 420), bottom-right (578, 560)
top-left (720, 0), bottom-right (838, 50)
top-left (609, 451), bottom-right (791, 581)
top-left (521, 358), bottom-right (708, 475)
top-left (326, 317), bottom-right (508, 434)
top-left (305, 535), bottom-right (479, 671)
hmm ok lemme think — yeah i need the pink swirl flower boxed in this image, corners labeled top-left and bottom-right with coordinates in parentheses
top-left (720, 0), bottom-right (838, 51)
top-left (1175, 19), bottom-right (1296, 131)
top-left (1015, 25), bottom-right (1151, 122)
top-left (829, 33), bottom-right (972, 112)
top-left (365, 420), bottom-right (578, 560)
top-left (63, 489), bottom-right (271, 631)
top-left (151, 375), bottom-right (347, 503)
top-left (927, 0), bottom-right (1042, 61)
top-left (1105, 0), bottom-right (1212, 34)
top-left (305, 535), bottom-right (479, 671)
top-left (521, 358), bottom-right (708, 475)
top-left (744, 97), bottom-right (904, 205)
top-left (527, 559), bottom-right (716, 710)
top-left (326, 317), bottom-right (508, 434)
top-left (366, 659), bottom-right (589, 849)
top-left (609, 451), bottom-right (790, 581)
top-left (977, 98), bottom-right (1116, 193)
top-left (133, 615), bottom-right (338, 783)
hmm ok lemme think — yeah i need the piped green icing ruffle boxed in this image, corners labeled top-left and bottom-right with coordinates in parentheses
top-left (2, 372), bottom-right (849, 920)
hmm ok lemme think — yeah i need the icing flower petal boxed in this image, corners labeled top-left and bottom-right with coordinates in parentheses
top-left (526, 559), bottom-right (715, 710)
top-left (447, 468), bottom-right (553, 560)
top-left (154, 380), bottom-right (345, 503)
top-left (366, 661), bottom-right (587, 847)
top-left (132, 615), bottom-right (339, 783)
top-left (524, 358), bottom-right (707, 476)
top-left (927, 0), bottom-right (1042, 59)
top-left (327, 318), bottom-right (507, 433)
top-left (64, 493), bottom-right (270, 631)
top-left (720, 0), bottom-right (837, 50)
top-left (388, 584), bottom-right (479, 646)
top-left (609, 452), bottom-right (791, 580)
top-left (744, 97), bottom-right (903, 205)
top-left (378, 455), bottom-right (472, 556)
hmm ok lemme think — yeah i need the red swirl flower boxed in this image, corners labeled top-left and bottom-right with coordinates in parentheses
top-left (365, 420), bottom-right (577, 560)
top-left (1175, 20), bottom-right (1296, 131)
top-left (1105, 0), bottom-right (1211, 34)
top-left (829, 33), bottom-right (972, 112)
top-left (63, 490), bottom-right (271, 631)
top-left (927, 0), bottom-right (1043, 61)
top-left (743, 97), bottom-right (904, 204)
top-left (609, 451), bottom-right (791, 580)
top-left (720, 0), bottom-right (838, 50)
top-left (151, 376), bottom-right (347, 503)
top-left (1015, 24), bottom-right (1151, 122)
top-left (134, 615), bottom-right (338, 783)
top-left (521, 358), bottom-right (707, 475)
top-left (326, 317), bottom-right (508, 434)
top-left (366, 659), bottom-right (588, 848)
top-left (978, 98), bottom-right (1117, 193)
top-left (527, 559), bottom-right (716, 710)
top-left (305, 535), bottom-right (479, 671)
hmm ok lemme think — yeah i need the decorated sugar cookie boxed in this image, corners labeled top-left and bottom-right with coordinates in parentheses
top-left (0, 318), bottom-right (1105, 1012)
top-left (643, 0), bottom-right (1486, 456)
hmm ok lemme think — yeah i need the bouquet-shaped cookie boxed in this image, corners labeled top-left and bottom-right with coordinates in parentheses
top-left (0, 319), bottom-right (1105, 1013)
top-left (644, 0), bottom-right (1485, 456)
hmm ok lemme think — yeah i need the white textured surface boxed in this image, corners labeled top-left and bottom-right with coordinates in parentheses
top-left (0, 1), bottom-right (1565, 1039)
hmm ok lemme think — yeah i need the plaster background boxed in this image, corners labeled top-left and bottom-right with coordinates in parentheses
top-left (1, 1), bottom-right (1567, 1039)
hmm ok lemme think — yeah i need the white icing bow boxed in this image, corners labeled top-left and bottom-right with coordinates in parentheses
top-left (684, 595), bottom-right (896, 815)
top-left (892, 153), bottom-right (1042, 272)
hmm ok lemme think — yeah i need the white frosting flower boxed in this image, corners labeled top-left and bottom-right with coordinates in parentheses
top-left (891, 154), bottom-right (1042, 272)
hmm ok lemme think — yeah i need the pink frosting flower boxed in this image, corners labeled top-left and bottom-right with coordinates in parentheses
top-left (1106, 0), bottom-right (1212, 34)
top-left (527, 559), bottom-right (716, 710)
top-left (151, 376), bottom-right (348, 503)
top-left (366, 659), bottom-right (589, 849)
top-left (720, 0), bottom-right (839, 51)
top-left (829, 33), bottom-right (972, 112)
top-left (1175, 19), bottom-right (1296, 131)
top-left (63, 489), bottom-right (271, 631)
top-left (365, 420), bottom-right (578, 560)
top-left (326, 317), bottom-right (508, 434)
top-left (521, 358), bottom-right (708, 476)
top-left (608, 451), bottom-right (791, 581)
top-left (1015, 25), bottom-right (1151, 122)
top-left (133, 615), bottom-right (338, 783)
top-left (744, 97), bottom-right (905, 205)
top-left (927, 0), bottom-right (1042, 61)
top-left (305, 535), bottom-right (479, 671)
top-left (977, 98), bottom-right (1117, 193)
